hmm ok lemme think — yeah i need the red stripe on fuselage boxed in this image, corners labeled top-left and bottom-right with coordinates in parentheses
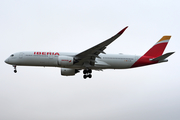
top-left (131, 56), bottom-right (158, 68)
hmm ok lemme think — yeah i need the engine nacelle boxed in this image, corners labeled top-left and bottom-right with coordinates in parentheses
top-left (61, 68), bottom-right (79, 76)
top-left (58, 56), bottom-right (74, 67)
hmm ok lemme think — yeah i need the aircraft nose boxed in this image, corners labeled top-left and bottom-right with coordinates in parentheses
top-left (5, 58), bottom-right (9, 64)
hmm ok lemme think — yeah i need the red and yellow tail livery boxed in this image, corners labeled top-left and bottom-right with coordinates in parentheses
top-left (144, 36), bottom-right (171, 57)
top-left (131, 36), bottom-right (173, 68)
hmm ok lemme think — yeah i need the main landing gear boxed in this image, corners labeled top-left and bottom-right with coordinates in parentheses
top-left (13, 65), bottom-right (17, 73)
top-left (83, 69), bottom-right (92, 79)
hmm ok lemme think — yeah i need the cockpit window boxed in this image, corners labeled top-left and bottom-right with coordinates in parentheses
top-left (10, 54), bottom-right (14, 57)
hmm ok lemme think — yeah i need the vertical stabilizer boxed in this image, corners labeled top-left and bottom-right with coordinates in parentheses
top-left (143, 36), bottom-right (171, 57)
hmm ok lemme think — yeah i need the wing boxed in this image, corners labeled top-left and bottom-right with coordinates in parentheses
top-left (74, 26), bottom-right (128, 67)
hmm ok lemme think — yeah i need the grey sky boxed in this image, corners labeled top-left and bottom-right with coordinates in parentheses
top-left (1, 0), bottom-right (180, 120)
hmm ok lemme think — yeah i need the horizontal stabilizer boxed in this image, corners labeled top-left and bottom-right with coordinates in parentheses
top-left (150, 52), bottom-right (175, 62)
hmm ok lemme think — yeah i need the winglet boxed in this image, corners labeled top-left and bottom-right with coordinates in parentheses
top-left (118, 26), bottom-right (128, 35)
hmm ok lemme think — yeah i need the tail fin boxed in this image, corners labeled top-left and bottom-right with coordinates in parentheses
top-left (144, 36), bottom-right (171, 57)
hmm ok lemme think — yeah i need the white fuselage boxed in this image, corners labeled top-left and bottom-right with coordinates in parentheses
top-left (4, 27), bottom-right (173, 78)
top-left (5, 51), bottom-right (141, 69)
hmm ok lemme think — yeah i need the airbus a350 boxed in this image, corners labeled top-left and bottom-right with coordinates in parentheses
top-left (5, 26), bottom-right (174, 79)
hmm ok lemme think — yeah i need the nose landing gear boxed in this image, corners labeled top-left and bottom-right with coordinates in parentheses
top-left (13, 65), bottom-right (17, 73)
top-left (83, 69), bottom-right (92, 79)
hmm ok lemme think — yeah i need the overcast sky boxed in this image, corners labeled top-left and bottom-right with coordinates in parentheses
top-left (1, 0), bottom-right (180, 120)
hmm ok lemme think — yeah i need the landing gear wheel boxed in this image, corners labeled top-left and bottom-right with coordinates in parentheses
top-left (83, 75), bottom-right (87, 79)
top-left (88, 74), bottom-right (92, 78)
top-left (13, 65), bottom-right (17, 73)
top-left (83, 69), bottom-right (88, 74)
top-left (83, 69), bottom-right (92, 79)
top-left (88, 69), bottom-right (92, 73)
top-left (14, 70), bottom-right (17, 73)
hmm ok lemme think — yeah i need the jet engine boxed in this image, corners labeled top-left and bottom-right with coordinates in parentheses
top-left (61, 68), bottom-right (79, 76)
top-left (58, 56), bottom-right (74, 67)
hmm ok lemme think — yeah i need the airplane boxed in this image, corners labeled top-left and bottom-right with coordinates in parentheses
top-left (4, 26), bottom-right (174, 79)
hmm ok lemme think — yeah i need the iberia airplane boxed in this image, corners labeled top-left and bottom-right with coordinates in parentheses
top-left (5, 26), bottom-right (174, 79)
